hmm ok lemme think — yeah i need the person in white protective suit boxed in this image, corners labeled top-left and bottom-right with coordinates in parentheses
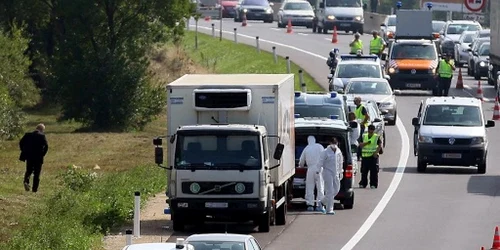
top-left (299, 135), bottom-right (326, 212)
top-left (317, 137), bottom-right (344, 215)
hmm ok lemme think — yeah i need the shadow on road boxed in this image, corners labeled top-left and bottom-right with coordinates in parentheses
top-left (467, 175), bottom-right (500, 197)
top-left (382, 165), bottom-right (479, 175)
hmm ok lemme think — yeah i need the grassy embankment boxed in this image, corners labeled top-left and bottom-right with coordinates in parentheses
top-left (0, 30), bottom-right (321, 249)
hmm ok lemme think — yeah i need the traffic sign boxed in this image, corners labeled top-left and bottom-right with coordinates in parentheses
top-left (464, 0), bottom-right (486, 12)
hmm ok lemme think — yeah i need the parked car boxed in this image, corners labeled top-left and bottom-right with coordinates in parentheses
top-left (186, 234), bottom-right (263, 250)
top-left (220, 0), bottom-right (239, 17)
top-left (467, 37), bottom-right (490, 76)
top-left (234, 0), bottom-right (274, 23)
top-left (277, 0), bottom-right (314, 28)
top-left (454, 30), bottom-right (475, 67)
top-left (439, 20), bottom-right (482, 59)
top-left (470, 42), bottom-right (490, 80)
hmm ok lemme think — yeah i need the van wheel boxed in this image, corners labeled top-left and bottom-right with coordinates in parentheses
top-left (343, 193), bottom-right (354, 209)
top-left (478, 162), bottom-right (486, 174)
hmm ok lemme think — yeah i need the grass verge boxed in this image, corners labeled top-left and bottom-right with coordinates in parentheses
top-left (0, 30), bottom-right (322, 249)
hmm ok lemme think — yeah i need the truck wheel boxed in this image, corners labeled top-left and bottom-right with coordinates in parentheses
top-left (258, 212), bottom-right (271, 232)
top-left (343, 193), bottom-right (354, 209)
top-left (172, 217), bottom-right (185, 231)
top-left (478, 162), bottom-right (486, 174)
top-left (417, 158), bottom-right (427, 173)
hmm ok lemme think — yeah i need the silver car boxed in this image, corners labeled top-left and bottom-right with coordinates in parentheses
top-left (380, 15), bottom-right (396, 42)
top-left (454, 31), bottom-right (475, 67)
top-left (277, 0), bottom-right (314, 28)
top-left (344, 78), bottom-right (399, 125)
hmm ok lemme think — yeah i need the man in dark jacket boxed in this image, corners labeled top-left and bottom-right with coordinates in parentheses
top-left (19, 124), bottom-right (49, 193)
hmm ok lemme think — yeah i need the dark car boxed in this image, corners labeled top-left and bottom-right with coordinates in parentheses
top-left (467, 37), bottom-right (490, 76)
top-left (220, 0), bottom-right (239, 17)
top-left (470, 42), bottom-right (490, 80)
top-left (234, 0), bottom-right (274, 23)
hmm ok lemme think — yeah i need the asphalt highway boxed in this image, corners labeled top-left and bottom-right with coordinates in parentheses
top-left (167, 18), bottom-right (500, 249)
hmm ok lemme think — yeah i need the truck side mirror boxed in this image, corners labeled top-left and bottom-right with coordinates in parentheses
top-left (319, 2), bottom-right (324, 8)
top-left (273, 143), bottom-right (284, 160)
top-left (411, 117), bottom-right (419, 126)
top-left (155, 146), bottom-right (164, 165)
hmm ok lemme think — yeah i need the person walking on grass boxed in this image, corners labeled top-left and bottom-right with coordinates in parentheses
top-left (19, 123), bottom-right (49, 193)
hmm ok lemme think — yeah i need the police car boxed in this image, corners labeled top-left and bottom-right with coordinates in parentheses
top-left (328, 53), bottom-right (390, 92)
top-left (294, 91), bottom-right (349, 122)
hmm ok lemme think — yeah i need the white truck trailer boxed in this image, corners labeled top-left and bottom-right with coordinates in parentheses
top-left (153, 74), bottom-right (295, 232)
top-left (488, 0), bottom-right (500, 91)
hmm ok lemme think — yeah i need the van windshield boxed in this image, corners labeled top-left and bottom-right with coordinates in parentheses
top-left (325, 0), bottom-right (362, 7)
top-left (390, 44), bottom-right (437, 60)
top-left (423, 105), bottom-right (482, 126)
top-left (175, 133), bottom-right (262, 169)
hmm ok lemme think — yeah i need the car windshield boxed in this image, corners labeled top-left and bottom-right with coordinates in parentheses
top-left (346, 81), bottom-right (392, 95)
top-left (390, 44), bottom-right (437, 60)
top-left (336, 64), bottom-right (381, 78)
top-left (423, 105), bottom-right (482, 126)
top-left (460, 33), bottom-right (474, 43)
top-left (325, 0), bottom-right (362, 7)
top-left (479, 44), bottom-right (490, 56)
top-left (241, 0), bottom-right (268, 5)
top-left (188, 241), bottom-right (246, 250)
top-left (387, 16), bottom-right (396, 26)
top-left (175, 134), bottom-right (262, 169)
top-left (472, 40), bottom-right (489, 51)
top-left (284, 2), bottom-right (312, 10)
top-left (432, 22), bottom-right (445, 33)
top-left (295, 105), bottom-right (345, 121)
top-left (446, 24), bottom-right (480, 34)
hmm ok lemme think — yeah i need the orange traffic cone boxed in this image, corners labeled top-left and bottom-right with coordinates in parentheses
top-left (204, 16), bottom-right (211, 21)
top-left (331, 26), bottom-right (338, 44)
top-left (286, 19), bottom-right (293, 33)
top-left (493, 96), bottom-right (500, 120)
top-left (477, 80), bottom-right (483, 101)
top-left (241, 13), bottom-right (247, 26)
top-left (492, 226), bottom-right (500, 249)
top-left (455, 68), bottom-right (464, 89)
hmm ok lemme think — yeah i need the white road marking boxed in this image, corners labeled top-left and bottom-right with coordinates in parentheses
top-left (270, 28), bottom-right (280, 31)
top-left (190, 24), bottom-right (411, 249)
top-left (324, 38), bottom-right (331, 41)
top-left (297, 33), bottom-right (308, 36)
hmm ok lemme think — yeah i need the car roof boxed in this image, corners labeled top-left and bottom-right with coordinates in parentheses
top-left (347, 77), bottom-right (388, 83)
top-left (283, 0), bottom-right (310, 3)
top-left (393, 40), bottom-right (435, 45)
top-left (338, 60), bottom-right (380, 65)
top-left (446, 20), bottom-right (480, 24)
top-left (123, 243), bottom-right (190, 250)
top-left (423, 96), bottom-right (481, 106)
top-left (186, 233), bottom-right (252, 242)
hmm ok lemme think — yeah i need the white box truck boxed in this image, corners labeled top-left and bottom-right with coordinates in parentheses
top-left (488, 0), bottom-right (500, 91)
top-left (153, 74), bottom-right (295, 232)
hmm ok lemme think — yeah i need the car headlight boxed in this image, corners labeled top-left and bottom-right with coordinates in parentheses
top-left (428, 68), bottom-right (436, 74)
top-left (479, 61), bottom-right (486, 67)
top-left (354, 16), bottom-right (362, 21)
top-left (388, 67), bottom-right (398, 74)
top-left (243, 8), bottom-right (248, 13)
top-left (265, 8), bottom-right (272, 13)
top-left (418, 136), bottom-right (433, 143)
top-left (471, 137), bottom-right (485, 144)
top-left (327, 15), bottom-right (335, 20)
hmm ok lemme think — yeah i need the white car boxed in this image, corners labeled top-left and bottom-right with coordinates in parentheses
top-left (328, 54), bottom-right (389, 92)
top-left (380, 14), bottom-right (396, 42)
top-left (122, 238), bottom-right (194, 250)
top-left (186, 233), bottom-right (263, 250)
top-left (277, 0), bottom-right (314, 28)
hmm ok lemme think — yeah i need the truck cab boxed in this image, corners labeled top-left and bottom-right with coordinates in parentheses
top-left (310, 0), bottom-right (364, 34)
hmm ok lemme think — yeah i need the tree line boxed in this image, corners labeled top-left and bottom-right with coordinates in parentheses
top-left (0, 0), bottom-right (194, 140)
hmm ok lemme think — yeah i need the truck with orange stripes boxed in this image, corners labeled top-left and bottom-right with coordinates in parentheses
top-left (381, 9), bottom-right (440, 95)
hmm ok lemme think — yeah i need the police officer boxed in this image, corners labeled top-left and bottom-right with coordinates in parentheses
top-left (369, 30), bottom-right (386, 57)
top-left (359, 125), bottom-right (382, 189)
top-left (353, 97), bottom-right (370, 161)
top-left (435, 53), bottom-right (456, 96)
top-left (349, 33), bottom-right (363, 55)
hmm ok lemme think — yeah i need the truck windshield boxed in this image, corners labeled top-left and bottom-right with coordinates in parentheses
top-left (423, 105), bottom-right (482, 127)
top-left (325, 0), bottom-right (361, 7)
top-left (390, 44), bottom-right (437, 60)
top-left (295, 105), bottom-right (345, 121)
top-left (175, 134), bottom-right (262, 170)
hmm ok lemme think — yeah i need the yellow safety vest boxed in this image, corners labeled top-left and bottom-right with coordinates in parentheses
top-left (354, 105), bottom-right (368, 127)
top-left (438, 59), bottom-right (453, 78)
top-left (369, 37), bottom-right (383, 54)
top-left (362, 133), bottom-right (379, 158)
top-left (350, 40), bottom-right (363, 54)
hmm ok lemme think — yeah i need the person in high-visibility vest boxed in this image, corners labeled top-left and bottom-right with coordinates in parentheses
top-left (353, 97), bottom-right (370, 161)
top-left (435, 53), bottom-right (456, 96)
top-left (349, 33), bottom-right (363, 54)
top-left (359, 125), bottom-right (382, 189)
top-left (369, 30), bottom-right (386, 57)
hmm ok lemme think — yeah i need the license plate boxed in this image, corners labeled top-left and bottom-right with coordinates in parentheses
top-left (406, 83), bottom-right (421, 88)
top-left (205, 202), bottom-right (228, 208)
top-left (340, 23), bottom-right (350, 27)
top-left (254, 13), bottom-right (261, 16)
top-left (442, 153), bottom-right (462, 159)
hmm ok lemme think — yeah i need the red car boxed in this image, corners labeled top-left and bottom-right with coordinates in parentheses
top-left (220, 0), bottom-right (238, 18)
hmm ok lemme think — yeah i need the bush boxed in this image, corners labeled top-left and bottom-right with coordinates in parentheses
top-left (2, 165), bottom-right (166, 249)
top-left (0, 86), bottom-right (26, 141)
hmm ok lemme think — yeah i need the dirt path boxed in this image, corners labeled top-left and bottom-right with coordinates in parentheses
top-left (102, 193), bottom-right (174, 250)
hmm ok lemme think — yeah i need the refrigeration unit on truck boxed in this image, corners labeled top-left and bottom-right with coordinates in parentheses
top-left (488, 0), bottom-right (500, 91)
top-left (153, 74), bottom-right (295, 233)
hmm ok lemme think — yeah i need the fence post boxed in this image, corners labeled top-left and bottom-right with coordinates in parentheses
top-left (299, 70), bottom-right (306, 92)
top-left (134, 191), bottom-right (141, 237)
top-left (126, 229), bottom-right (133, 245)
top-left (256, 36), bottom-right (260, 53)
top-left (286, 56), bottom-right (291, 73)
top-left (272, 46), bottom-right (277, 64)
top-left (234, 28), bottom-right (238, 43)
top-left (211, 23), bottom-right (215, 37)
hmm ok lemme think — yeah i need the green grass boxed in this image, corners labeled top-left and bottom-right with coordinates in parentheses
top-left (182, 31), bottom-right (323, 91)
top-left (0, 30), bottom-right (322, 249)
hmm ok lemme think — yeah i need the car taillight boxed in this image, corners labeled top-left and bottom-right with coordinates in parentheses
top-left (344, 165), bottom-right (353, 179)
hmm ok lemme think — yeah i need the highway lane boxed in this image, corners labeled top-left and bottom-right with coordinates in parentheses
top-left (180, 18), bottom-right (500, 249)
